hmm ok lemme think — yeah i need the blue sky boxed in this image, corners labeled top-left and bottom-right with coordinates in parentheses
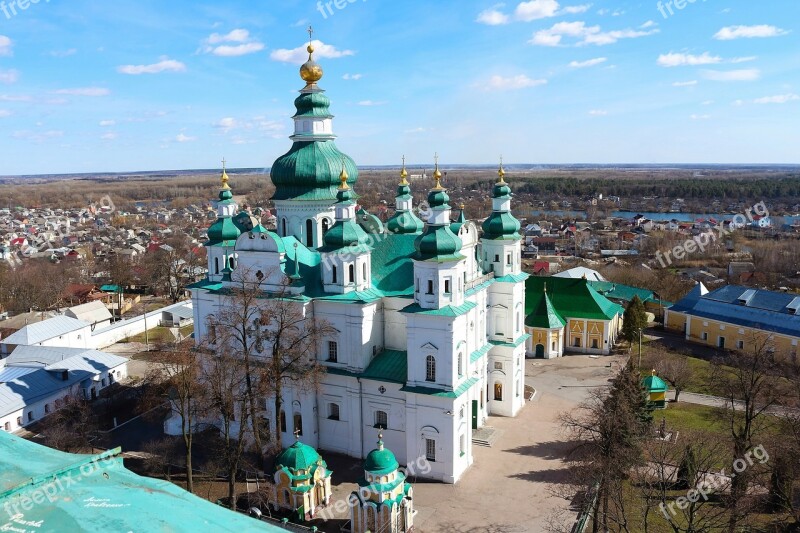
top-left (0, 0), bottom-right (798, 175)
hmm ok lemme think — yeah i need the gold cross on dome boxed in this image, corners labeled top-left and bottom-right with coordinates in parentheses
top-left (307, 25), bottom-right (314, 43)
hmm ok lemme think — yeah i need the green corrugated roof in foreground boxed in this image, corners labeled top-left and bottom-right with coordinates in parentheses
top-left (0, 431), bottom-right (279, 532)
top-left (525, 276), bottom-right (624, 321)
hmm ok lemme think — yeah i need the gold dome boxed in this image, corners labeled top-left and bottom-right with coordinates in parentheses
top-left (399, 156), bottom-right (409, 186)
top-left (339, 164), bottom-right (350, 190)
top-left (300, 39), bottom-right (323, 86)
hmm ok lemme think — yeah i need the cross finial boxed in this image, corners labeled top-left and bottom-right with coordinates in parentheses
top-left (307, 25), bottom-right (314, 44)
top-left (294, 428), bottom-right (301, 441)
top-left (222, 157), bottom-right (226, 170)
top-left (221, 157), bottom-right (230, 189)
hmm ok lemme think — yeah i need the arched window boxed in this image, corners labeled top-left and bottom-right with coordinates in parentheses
top-left (279, 411), bottom-right (286, 433)
top-left (229, 256), bottom-right (236, 269)
top-left (294, 413), bottom-right (303, 436)
top-left (374, 410), bottom-right (388, 429)
top-left (305, 219), bottom-right (314, 247)
top-left (207, 316), bottom-right (217, 344)
top-left (457, 353), bottom-right (463, 376)
top-left (362, 263), bottom-right (367, 281)
top-left (494, 382), bottom-right (503, 401)
top-left (425, 355), bottom-right (436, 382)
top-left (322, 218), bottom-right (330, 234)
top-left (281, 218), bottom-right (287, 236)
top-left (348, 264), bottom-right (355, 283)
top-left (214, 257), bottom-right (220, 274)
top-left (331, 265), bottom-right (337, 284)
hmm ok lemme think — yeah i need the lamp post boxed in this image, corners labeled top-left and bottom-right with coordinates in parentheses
top-left (638, 328), bottom-right (643, 369)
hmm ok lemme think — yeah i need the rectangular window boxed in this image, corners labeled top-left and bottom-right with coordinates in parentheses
top-left (27, 412), bottom-right (33, 422)
top-left (375, 410), bottom-right (388, 429)
top-left (701, 332), bottom-right (708, 341)
top-left (494, 362), bottom-right (503, 370)
top-left (427, 280), bottom-right (434, 295)
top-left (444, 279), bottom-right (451, 294)
top-left (494, 254), bottom-right (500, 263)
top-left (426, 438), bottom-right (436, 462)
top-left (506, 253), bottom-right (511, 265)
top-left (327, 341), bottom-right (338, 363)
top-left (328, 403), bottom-right (340, 421)
top-left (332, 265), bottom-right (337, 284)
top-left (737, 340), bottom-right (744, 350)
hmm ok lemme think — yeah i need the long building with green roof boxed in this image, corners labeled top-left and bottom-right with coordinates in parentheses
top-left (524, 276), bottom-right (624, 357)
top-left (185, 40), bottom-right (530, 485)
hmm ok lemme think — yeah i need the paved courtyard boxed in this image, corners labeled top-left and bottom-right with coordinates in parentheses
top-left (314, 354), bottom-right (628, 533)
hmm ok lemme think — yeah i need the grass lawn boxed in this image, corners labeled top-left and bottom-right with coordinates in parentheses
top-left (125, 327), bottom-right (177, 344)
top-left (657, 402), bottom-right (729, 437)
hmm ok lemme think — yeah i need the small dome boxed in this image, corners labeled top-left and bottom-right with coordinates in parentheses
top-left (364, 437), bottom-right (399, 475)
top-left (276, 439), bottom-right (322, 472)
top-left (415, 225), bottom-right (462, 260)
top-left (388, 210), bottom-right (424, 235)
top-left (642, 372), bottom-right (668, 393)
top-left (300, 44), bottom-right (323, 85)
top-left (427, 188), bottom-right (450, 209)
top-left (482, 211), bottom-right (521, 240)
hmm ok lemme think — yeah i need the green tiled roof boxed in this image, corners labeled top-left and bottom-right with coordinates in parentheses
top-left (270, 141), bottom-right (358, 202)
top-left (470, 343), bottom-right (492, 363)
top-left (494, 272), bottom-right (530, 283)
top-left (370, 234), bottom-right (417, 296)
top-left (401, 300), bottom-right (477, 317)
top-left (466, 277), bottom-right (495, 297)
top-left (364, 441), bottom-right (399, 476)
top-left (414, 224), bottom-right (463, 261)
top-left (0, 432), bottom-right (279, 532)
top-left (187, 279), bottom-right (224, 291)
top-left (276, 439), bottom-right (323, 472)
top-left (525, 276), bottom-right (624, 321)
top-left (361, 350), bottom-right (408, 384)
top-left (642, 374), bottom-right (668, 392)
top-left (489, 333), bottom-right (531, 348)
top-left (401, 376), bottom-right (479, 398)
top-left (526, 291), bottom-right (566, 329)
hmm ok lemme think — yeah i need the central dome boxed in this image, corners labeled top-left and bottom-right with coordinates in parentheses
top-left (271, 143), bottom-right (358, 202)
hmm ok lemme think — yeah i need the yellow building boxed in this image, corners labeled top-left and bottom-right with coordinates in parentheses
top-left (348, 434), bottom-right (414, 533)
top-left (665, 283), bottom-right (800, 355)
top-left (271, 438), bottom-right (332, 521)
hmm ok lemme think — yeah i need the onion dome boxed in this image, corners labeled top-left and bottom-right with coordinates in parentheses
top-left (364, 433), bottom-right (399, 476)
top-left (414, 156), bottom-right (463, 260)
top-left (482, 161), bottom-right (521, 241)
top-left (357, 207), bottom-right (385, 234)
top-left (270, 34), bottom-right (358, 202)
top-left (642, 370), bottom-right (668, 393)
top-left (206, 162), bottom-right (242, 246)
top-left (276, 439), bottom-right (323, 472)
top-left (387, 158), bottom-right (424, 235)
top-left (321, 168), bottom-right (370, 251)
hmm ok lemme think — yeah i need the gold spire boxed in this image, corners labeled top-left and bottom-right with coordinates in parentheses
top-left (497, 156), bottom-right (507, 185)
top-left (300, 25), bottom-right (323, 87)
top-left (221, 158), bottom-right (231, 190)
top-left (399, 155), bottom-right (409, 186)
top-left (339, 160), bottom-right (350, 190)
top-left (432, 153), bottom-right (444, 191)
top-left (460, 203), bottom-right (466, 210)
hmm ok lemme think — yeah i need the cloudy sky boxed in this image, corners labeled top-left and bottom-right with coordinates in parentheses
top-left (0, 0), bottom-right (798, 174)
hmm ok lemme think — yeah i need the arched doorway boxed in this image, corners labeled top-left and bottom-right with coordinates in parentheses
top-left (535, 344), bottom-right (545, 359)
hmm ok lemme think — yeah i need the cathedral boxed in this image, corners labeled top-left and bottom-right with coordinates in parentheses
top-left (189, 40), bottom-right (529, 484)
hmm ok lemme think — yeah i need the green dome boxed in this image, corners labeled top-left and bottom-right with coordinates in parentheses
top-left (323, 218), bottom-right (369, 250)
top-left (493, 182), bottom-right (512, 198)
top-left (364, 440), bottom-right (399, 475)
top-left (207, 218), bottom-right (241, 245)
top-left (357, 208), bottom-right (385, 234)
top-left (387, 210), bottom-right (424, 235)
top-left (482, 211), bottom-right (521, 240)
top-left (271, 142), bottom-right (357, 202)
top-left (293, 92), bottom-right (333, 118)
top-left (427, 189), bottom-right (450, 208)
top-left (415, 225), bottom-right (462, 260)
top-left (642, 374), bottom-right (668, 392)
top-left (276, 440), bottom-right (322, 472)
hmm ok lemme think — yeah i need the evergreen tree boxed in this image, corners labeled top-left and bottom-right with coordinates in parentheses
top-left (676, 444), bottom-right (698, 490)
top-left (621, 295), bottom-right (648, 343)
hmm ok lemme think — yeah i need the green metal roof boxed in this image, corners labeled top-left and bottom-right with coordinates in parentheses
top-left (387, 210), bottom-right (424, 235)
top-left (361, 349), bottom-right (408, 384)
top-left (525, 276), bottom-right (624, 321)
top-left (0, 432), bottom-right (279, 532)
top-left (401, 301), bottom-right (477, 317)
top-left (494, 272), bottom-right (530, 284)
top-left (270, 141), bottom-right (358, 202)
top-left (526, 291), bottom-right (567, 329)
top-left (401, 376), bottom-right (480, 398)
top-left (488, 333), bottom-right (531, 348)
top-left (642, 374), bottom-right (668, 392)
top-left (481, 211), bottom-right (521, 240)
top-left (363, 440), bottom-right (400, 476)
top-left (414, 224), bottom-right (463, 261)
top-left (470, 343), bottom-right (492, 363)
top-left (276, 439), bottom-right (323, 472)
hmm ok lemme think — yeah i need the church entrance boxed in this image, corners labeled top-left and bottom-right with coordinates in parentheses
top-left (471, 400), bottom-right (478, 429)
top-left (535, 344), bottom-right (545, 359)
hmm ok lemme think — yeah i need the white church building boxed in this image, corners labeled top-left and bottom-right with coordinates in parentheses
top-left (188, 42), bottom-right (529, 484)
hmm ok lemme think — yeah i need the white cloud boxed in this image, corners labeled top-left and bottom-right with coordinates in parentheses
top-left (0, 35), bottom-right (12, 57)
top-left (702, 69), bottom-right (760, 82)
top-left (49, 48), bottom-right (77, 58)
top-left (702, 100), bottom-right (714, 106)
top-left (515, 0), bottom-right (560, 21)
top-left (201, 29), bottom-right (265, 57)
top-left (175, 133), bottom-right (196, 143)
top-left (569, 57), bottom-right (606, 68)
top-left (0, 94), bottom-right (32, 102)
top-left (101, 132), bottom-right (118, 140)
top-left (477, 5), bottom-right (511, 25)
top-left (588, 109), bottom-right (608, 116)
top-left (0, 69), bottom-right (19, 84)
top-left (730, 56), bottom-right (757, 64)
top-left (641, 20), bottom-right (657, 29)
top-left (270, 40), bottom-right (354, 64)
top-left (672, 80), bottom-right (698, 87)
top-left (12, 130), bottom-right (64, 142)
top-left (561, 4), bottom-right (592, 14)
top-left (530, 20), bottom-right (658, 46)
top-left (99, 120), bottom-right (116, 127)
top-left (0, 110), bottom-right (11, 118)
top-left (714, 25), bottom-right (789, 40)
top-left (212, 116), bottom-right (284, 138)
top-left (690, 114), bottom-right (711, 120)
top-left (485, 74), bottom-right (548, 90)
top-left (358, 100), bottom-right (387, 106)
top-left (213, 117), bottom-right (239, 133)
top-left (117, 58), bottom-right (186, 75)
top-left (53, 87), bottom-right (111, 96)
top-left (657, 52), bottom-right (721, 67)
top-left (343, 73), bottom-right (363, 80)
top-left (753, 94), bottom-right (800, 105)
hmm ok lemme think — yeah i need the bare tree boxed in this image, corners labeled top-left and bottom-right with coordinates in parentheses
top-left (648, 348), bottom-right (692, 403)
top-left (143, 235), bottom-right (205, 303)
